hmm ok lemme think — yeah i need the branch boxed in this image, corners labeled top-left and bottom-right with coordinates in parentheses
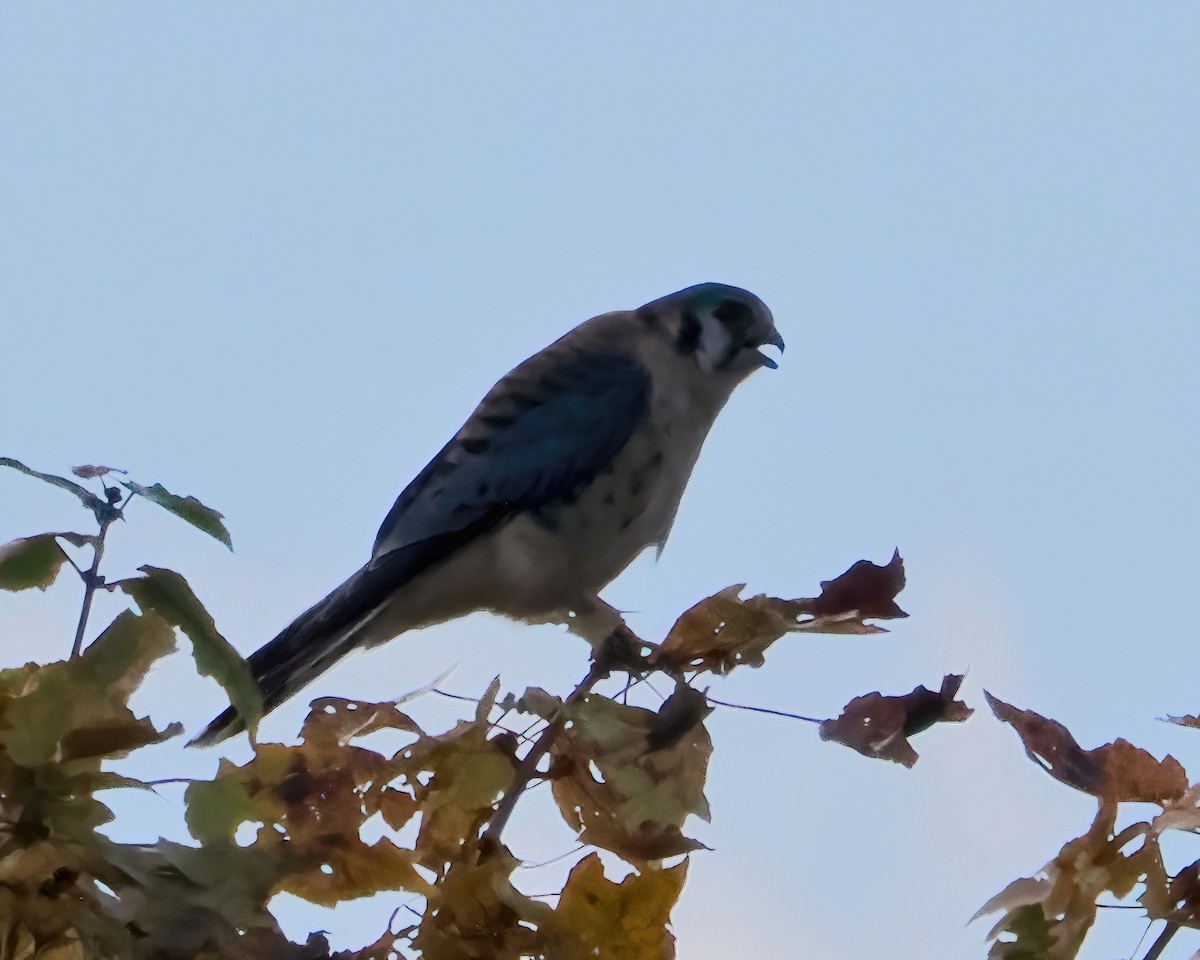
top-left (1141, 922), bottom-right (1178, 960)
top-left (484, 658), bottom-right (607, 843)
top-left (70, 512), bottom-right (117, 659)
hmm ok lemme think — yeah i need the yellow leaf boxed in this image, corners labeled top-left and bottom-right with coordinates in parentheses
top-left (542, 854), bottom-right (687, 960)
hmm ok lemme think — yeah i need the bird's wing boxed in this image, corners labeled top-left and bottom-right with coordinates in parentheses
top-left (372, 342), bottom-right (652, 560)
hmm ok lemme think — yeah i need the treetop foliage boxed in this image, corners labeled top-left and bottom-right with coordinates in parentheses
top-left (3, 458), bottom-right (1198, 959)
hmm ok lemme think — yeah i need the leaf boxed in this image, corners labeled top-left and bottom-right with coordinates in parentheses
top-left (650, 552), bottom-right (908, 674)
top-left (402, 727), bottom-right (516, 868)
top-left (974, 803), bottom-right (1153, 959)
top-left (549, 694), bottom-right (712, 867)
top-left (542, 853), bottom-right (688, 960)
top-left (140, 839), bottom-right (294, 941)
top-left (121, 480), bottom-right (232, 549)
top-left (280, 837), bottom-right (429, 906)
top-left (119, 566), bottom-right (262, 738)
top-left (411, 843), bottom-right (544, 960)
top-left (647, 683), bottom-right (713, 752)
top-left (0, 609), bottom-right (179, 767)
top-left (0, 457), bottom-right (116, 523)
top-left (0, 535), bottom-right (72, 592)
top-left (985, 904), bottom-right (1054, 959)
top-left (184, 755), bottom-right (290, 846)
top-left (819, 674), bottom-right (973, 767)
top-left (807, 548), bottom-right (908, 620)
top-left (301, 697), bottom-right (423, 746)
top-left (71, 465), bottom-right (125, 479)
top-left (183, 733), bottom-right (432, 911)
top-left (986, 692), bottom-right (1188, 803)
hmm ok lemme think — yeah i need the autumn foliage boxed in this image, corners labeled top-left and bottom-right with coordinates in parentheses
top-left (3, 458), bottom-right (1196, 959)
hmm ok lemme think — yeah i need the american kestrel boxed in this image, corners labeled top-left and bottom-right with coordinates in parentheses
top-left (194, 282), bottom-right (782, 745)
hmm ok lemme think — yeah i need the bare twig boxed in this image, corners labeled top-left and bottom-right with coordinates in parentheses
top-left (70, 511), bottom-right (118, 659)
top-left (431, 688), bottom-right (481, 704)
top-left (484, 658), bottom-right (607, 843)
top-left (1141, 922), bottom-right (1178, 960)
top-left (706, 695), bottom-right (822, 724)
top-left (516, 843), bottom-right (585, 871)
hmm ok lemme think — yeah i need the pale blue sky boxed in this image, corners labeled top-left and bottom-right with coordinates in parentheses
top-left (3, 4), bottom-right (1199, 958)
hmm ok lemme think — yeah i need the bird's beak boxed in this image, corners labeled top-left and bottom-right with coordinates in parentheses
top-left (756, 329), bottom-right (785, 370)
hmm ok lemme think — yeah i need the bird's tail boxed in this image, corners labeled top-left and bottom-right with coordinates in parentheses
top-left (189, 555), bottom-right (413, 747)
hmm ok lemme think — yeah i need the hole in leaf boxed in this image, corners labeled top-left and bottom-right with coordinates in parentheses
top-left (234, 821), bottom-right (262, 847)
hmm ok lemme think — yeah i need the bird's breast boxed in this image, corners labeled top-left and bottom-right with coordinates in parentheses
top-left (480, 396), bottom-right (714, 615)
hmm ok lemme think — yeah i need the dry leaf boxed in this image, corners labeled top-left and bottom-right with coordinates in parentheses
top-left (70, 465), bottom-right (125, 479)
top-left (974, 803), bottom-right (1153, 958)
top-left (542, 853), bottom-right (688, 960)
top-left (411, 842), bottom-right (543, 960)
top-left (986, 692), bottom-right (1187, 803)
top-left (650, 552), bottom-right (908, 673)
top-left (819, 674), bottom-right (973, 767)
top-left (549, 694), bottom-right (711, 867)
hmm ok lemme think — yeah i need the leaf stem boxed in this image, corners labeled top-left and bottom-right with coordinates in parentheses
top-left (706, 695), bottom-right (822, 724)
top-left (70, 512), bottom-right (116, 659)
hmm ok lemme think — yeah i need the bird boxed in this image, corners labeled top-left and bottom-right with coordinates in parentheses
top-left (192, 282), bottom-right (783, 745)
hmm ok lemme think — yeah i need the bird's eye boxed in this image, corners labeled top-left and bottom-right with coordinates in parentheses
top-left (712, 298), bottom-right (752, 327)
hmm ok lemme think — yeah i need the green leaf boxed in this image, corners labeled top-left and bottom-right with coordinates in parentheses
top-left (119, 565), bottom-right (262, 738)
top-left (0, 534), bottom-right (72, 591)
top-left (0, 456), bottom-right (116, 523)
top-left (987, 904), bottom-right (1054, 959)
top-left (184, 756), bottom-right (288, 845)
top-left (0, 609), bottom-right (179, 766)
top-left (122, 480), bottom-right (233, 550)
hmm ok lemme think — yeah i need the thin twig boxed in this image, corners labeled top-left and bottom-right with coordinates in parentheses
top-left (706, 695), bottom-right (822, 724)
top-left (516, 843), bottom-right (585, 871)
top-left (1141, 922), bottom-right (1178, 960)
top-left (484, 659), bottom-right (606, 843)
top-left (71, 512), bottom-right (117, 659)
top-left (60, 549), bottom-right (86, 578)
top-left (431, 688), bottom-right (481, 704)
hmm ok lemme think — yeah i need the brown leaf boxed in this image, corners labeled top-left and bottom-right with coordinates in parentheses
top-left (986, 692), bottom-right (1187, 803)
top-left (974, 803), bottom-right (1153, 958)
top-left (60, 718), bottom-right (182, 761)
top-left (818, 674), bottom-right (973, 767)
top-left (541, 853), bottom-right (688, 960)
top-left (301, 698), bottom-right (423, 746)
top-left (1137, 786), bottom-right (1200, 926)
top-left (71, 465), bottom-right (125, 479)
top-left (279, 837), bottom-right (428, 907)
top-left (373, 787), bottom-right (420, 832)
top-left (650, 552), bottom-right (908, 674)
top-left (647, 684), bottom-right (713, 752)
top-left (808, 548), bottom-right (908, 619)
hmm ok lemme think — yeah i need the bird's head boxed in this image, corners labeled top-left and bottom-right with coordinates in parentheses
top-left (638, 282), bottom-right (784, 380)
